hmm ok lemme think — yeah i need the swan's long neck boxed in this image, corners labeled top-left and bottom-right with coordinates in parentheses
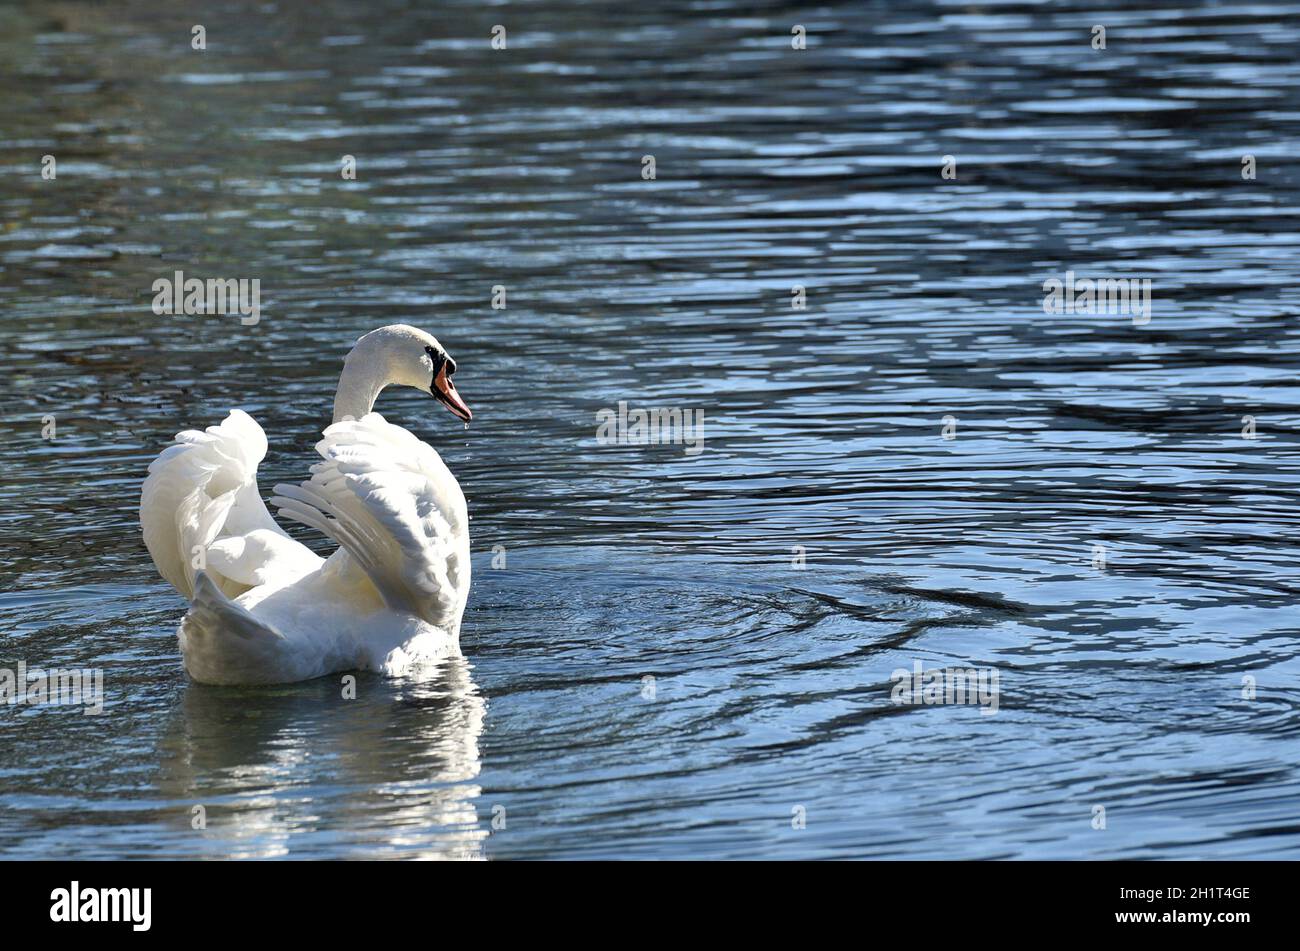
top-left (332, 349), bottom-right (389, 423)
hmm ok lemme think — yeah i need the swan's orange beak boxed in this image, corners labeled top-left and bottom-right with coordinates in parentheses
top-left (432, 362), bottom-right (472, 422)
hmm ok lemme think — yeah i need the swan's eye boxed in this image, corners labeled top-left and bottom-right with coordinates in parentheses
top-left (425, 345), bottom-right (456, 376)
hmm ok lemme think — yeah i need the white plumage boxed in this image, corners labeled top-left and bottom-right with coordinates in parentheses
top-left (139, 325), bottom-right (473, 685)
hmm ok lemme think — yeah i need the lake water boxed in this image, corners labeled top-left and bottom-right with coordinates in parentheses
top-left (2, 0), bottom-right (1300, 859)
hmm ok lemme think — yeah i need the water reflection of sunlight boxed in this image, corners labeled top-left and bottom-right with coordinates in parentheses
top-left (155, 655), bottom-right (486, 859)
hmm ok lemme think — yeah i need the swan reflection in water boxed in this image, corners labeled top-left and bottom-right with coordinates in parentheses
top-left (154, 654), bottom-right (487, 859)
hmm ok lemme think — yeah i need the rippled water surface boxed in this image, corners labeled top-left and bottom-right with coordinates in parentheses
top-left (3, 0), bottom-right (1300, 858)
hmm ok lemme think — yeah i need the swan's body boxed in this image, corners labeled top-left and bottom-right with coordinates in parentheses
top-left (140, 325), bottom-right (474, 685)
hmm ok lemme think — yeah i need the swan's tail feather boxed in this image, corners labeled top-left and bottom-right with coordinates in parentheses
top-left (179, 572), bottom-right (293, 685)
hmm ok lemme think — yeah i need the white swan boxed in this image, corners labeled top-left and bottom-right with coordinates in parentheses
top-left (140, 325), bottom-right (474, 686)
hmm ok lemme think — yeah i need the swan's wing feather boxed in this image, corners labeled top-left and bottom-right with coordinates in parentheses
top-left (141, 409), bottom-right (320, 599)
top-left (270, 413), bottom-right (470, 629)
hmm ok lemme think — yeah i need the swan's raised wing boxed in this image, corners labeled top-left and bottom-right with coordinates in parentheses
top-left (140, 409), bottom-right (321, 599)
top-left (270, 413), bottom-right (471, 631)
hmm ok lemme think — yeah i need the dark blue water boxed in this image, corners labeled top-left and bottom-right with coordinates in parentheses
top-left (2, 0), bottom-right (1300, 858)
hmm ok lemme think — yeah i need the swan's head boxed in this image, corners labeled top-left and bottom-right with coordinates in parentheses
top-left (342, 324), bottom-right (472, 423)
